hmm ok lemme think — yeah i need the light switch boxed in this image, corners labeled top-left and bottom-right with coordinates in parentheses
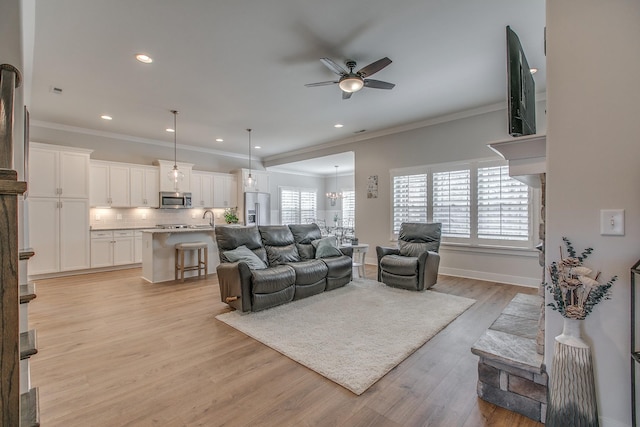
top-left (600, 209), bottom-right (624, 236)
top-left (116, 214), bottom-right (123, 220)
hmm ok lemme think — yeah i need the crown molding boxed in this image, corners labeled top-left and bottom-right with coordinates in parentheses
top-left (31, 120), bottom-right (252, 161)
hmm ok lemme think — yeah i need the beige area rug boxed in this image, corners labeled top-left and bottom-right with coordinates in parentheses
top-left (216, 279), bottom-right (475, 395)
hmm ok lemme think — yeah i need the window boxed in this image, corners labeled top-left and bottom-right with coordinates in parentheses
top-left (432, 169), bottom-right (470, 238)
top-left (392, 173), bottom-right (428, 234)
top-left (341, 190), bottom-right (355, 228)
top-left (280, 187), bottom-right (317, 224)
top-left (391, 160), bottom-right (532, 247)
top-left (477, 165), bottom-right (529, 241)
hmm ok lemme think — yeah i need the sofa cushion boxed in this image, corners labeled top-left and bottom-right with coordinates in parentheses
top-left (398, 222), bottom-right (442, 254)
top-left (265, 244), bottom-right (301, 266)
top-left (223, 245), bottom-right (268, 270)
top-left (312, 236), bottom-right (342, 258)
top-left (215, 225), bottom-right (267, 264)
top-left (380, 254), bottom-right (419, 276)
top-left (288, 223), bottom-right (322, 260)
top-left (250, 265), bottom-right (296, 294)
top-left (259, 225), bottom-right (301, 265)
top-left (286, 259), bottom-right (328, 285)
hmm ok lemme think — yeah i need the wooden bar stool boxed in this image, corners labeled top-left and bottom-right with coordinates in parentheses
top-left (174, 242), bottom-right (208, 282)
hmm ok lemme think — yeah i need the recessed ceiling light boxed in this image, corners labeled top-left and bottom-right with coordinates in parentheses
top-left (334, 124), bottom-right (344, 128)
top-left (254, 146), bottom-right (261, 149)
top-left (215, 138), bottom-right (223, 142)
top-left (100, 115), bottom-right (113, 121)
top-left (135, 54), bottom-right (153, 64)
top-left (530, 68), bottom-right (538, 74)
top-left (166, 128), bottom-right (175, 133)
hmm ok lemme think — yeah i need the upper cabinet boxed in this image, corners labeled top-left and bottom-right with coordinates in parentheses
top-left (213, 174), bottom-right (237, 208)
top-left (154, 160), bottom-right (193, 193)
top-left (90, 161), bottom-right (130, 207)
top-left (130, 166), bottom-right (159, 208)
top-left (29, 143), bottom-right (92, 198)
top-left (191, 172), bottom-right (214, 208)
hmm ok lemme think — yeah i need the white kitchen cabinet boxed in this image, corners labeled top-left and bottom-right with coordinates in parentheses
top-left (213, 174), bottom-right (237, 208)
top-left (28, 197), bottom-right (90, 275)
top-left (130, 166), bottom-right (159, 208)
top-left (90, 231), bottom-right (114, 268)
top-left (134, 231), bottom-right (143, 263)
top-left (192, 172), bottom-right (214, 208)
top-left (29, 143), bottom-right (91, 198)
top-left (91, 230), bottom-right (135, 267)
top-left (90, 161), bottom-right (130, 207)
top-left (154, 160), bottom-right (193, 193)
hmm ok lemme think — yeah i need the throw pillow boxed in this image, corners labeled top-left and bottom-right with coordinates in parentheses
top-left (312, 236), bottom-right (342, 258)
top-left (223, 245), bottom-right (268, 269)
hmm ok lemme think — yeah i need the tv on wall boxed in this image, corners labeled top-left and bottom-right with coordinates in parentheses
top-left (506, 25), bottom-right (536, 137)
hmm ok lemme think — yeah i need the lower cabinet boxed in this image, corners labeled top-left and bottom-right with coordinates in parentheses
top-left (91, 230), bottom-right (135, 267)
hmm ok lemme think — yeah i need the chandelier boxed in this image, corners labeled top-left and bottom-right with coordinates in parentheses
top-left (326, 165), bottom-right (343, 206)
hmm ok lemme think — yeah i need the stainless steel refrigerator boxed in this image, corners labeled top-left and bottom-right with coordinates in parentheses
top-left (244, 192), bottom-right (271, 225)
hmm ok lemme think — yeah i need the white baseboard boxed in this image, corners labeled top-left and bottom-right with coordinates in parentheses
top-left (438, 267), bottom-right (540, 288)
top-left (600, 416), bottom-right (631, 427)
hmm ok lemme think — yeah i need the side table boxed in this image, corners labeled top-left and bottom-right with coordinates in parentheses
top-left (340, 243), bottom-right (369, 278)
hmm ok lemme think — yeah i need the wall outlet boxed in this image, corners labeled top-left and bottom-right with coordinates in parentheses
top-left (141, 213), bottom-right (147, 220)
top-left (191, 213), bottom-right (196, 219)
top-left (116, 214), bottom-right (123, 220)
top-left (95, 213), bottom-right (101, 221)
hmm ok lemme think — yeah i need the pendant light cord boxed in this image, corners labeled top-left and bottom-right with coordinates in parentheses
top-left (247, 128), bottom-right (252, 177)
top-left (171, 110), bottom-right (179, 168)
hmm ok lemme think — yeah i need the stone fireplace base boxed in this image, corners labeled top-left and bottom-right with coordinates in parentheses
top-left (471, 293), bottom-right (548, 423)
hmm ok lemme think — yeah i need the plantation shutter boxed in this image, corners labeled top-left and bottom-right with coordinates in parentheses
top-left (341, 190), bottom-right (355, 227)
top-left (280, 188), bottom-right (300, 224)
top-left (300, 190), bottom-right (317, 223)
top-left (432, 169), bottom-right (471, 238)
top-left (392, 174), bottom-right (428, 235)
top-left (477, 165), bottom-right (529, 240)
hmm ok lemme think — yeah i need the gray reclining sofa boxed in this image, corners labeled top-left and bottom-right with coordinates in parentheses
top-left (215, 223), bottom-right (353, 312)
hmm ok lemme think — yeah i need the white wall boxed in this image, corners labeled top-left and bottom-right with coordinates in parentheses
top-left (268, 103), bottom-right (547, 285)
top-left (546, 1), bottom-right (640, 426)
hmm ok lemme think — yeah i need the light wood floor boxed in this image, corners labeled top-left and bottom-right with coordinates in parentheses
top-left (29, 266), bottom-right (543, 427)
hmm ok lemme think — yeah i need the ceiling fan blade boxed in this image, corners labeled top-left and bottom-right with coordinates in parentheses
top-left (305, 81), bottom-right (339, 87)
top-left (320, 57), bottom-right (348, 76)
top-left (364, 79), bottom-right (395, 90)
top-left (342, 91), bottom-right (353, 100)
top-left (357, 57), bottom-right (392, 77)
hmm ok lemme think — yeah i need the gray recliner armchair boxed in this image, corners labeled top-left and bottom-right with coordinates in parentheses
top-left (376, 222), bottom-right (442, 291)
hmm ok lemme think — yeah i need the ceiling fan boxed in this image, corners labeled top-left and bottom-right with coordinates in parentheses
top-left (305, 57), bottom-right (395, 99)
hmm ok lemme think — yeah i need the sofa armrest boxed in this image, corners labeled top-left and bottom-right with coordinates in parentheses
top-left (339, 246), bottom-right (353, 258)
top-left (417, 251), bottom-right (440, 290)
top-left (216, 262), bottom-right (253, 312)
top-left (376, 246), bottom-right (400, 281)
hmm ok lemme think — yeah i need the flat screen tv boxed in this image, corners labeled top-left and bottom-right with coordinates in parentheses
top-left (506, 26), bottom-right (536, 136)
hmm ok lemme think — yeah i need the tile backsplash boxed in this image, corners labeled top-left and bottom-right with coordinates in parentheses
top-left (90, 207), bottom-right (226, 229)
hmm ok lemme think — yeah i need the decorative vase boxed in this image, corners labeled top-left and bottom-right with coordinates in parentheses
top-left (546, 317), bottom-right (599, 427)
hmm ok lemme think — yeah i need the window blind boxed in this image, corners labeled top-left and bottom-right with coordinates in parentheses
top-left (477, 165), bottom-right (529, 240)
top-left (342, 190), bottom-right (355, 228)
top-left (280, 187), bottom-right (317, 225)
top-left (392, 174), bottom-right (428, 234)
top-left (432, 169), bottom-right (470, 238)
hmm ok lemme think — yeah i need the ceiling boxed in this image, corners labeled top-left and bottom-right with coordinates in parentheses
top-left (28, 0), bottom-right (545, 175)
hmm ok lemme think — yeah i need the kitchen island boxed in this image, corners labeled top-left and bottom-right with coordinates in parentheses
top-left (141, 226), bottom-right (219, 283)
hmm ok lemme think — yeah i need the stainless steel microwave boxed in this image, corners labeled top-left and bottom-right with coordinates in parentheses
top-left (159, 192), bottom-right (192, 209)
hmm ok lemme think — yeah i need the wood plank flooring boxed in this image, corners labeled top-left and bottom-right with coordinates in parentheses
top-left (29, 266), bottom-right (544, 427)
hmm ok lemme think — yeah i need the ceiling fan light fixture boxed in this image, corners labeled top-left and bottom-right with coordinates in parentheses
top-left (339, 76), bottom-right (364, 93)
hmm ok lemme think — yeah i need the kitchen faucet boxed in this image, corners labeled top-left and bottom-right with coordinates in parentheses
top-left (203, 209), bottom-right (215, 227)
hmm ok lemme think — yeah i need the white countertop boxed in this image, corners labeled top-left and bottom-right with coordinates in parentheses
top-left (142, 226), bottom-right (215, 234)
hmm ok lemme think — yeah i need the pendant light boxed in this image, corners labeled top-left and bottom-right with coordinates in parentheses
top-left (326, 165), bottom-right (343, 206)
top-left (245, 128), bottom-right (255, 189)
top-left (168, 109), bottom-right (184, 191)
